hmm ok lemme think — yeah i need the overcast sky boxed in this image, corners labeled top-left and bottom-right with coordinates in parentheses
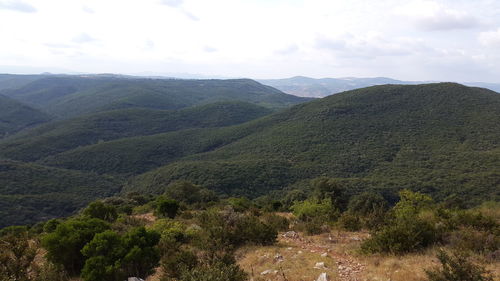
top-left (1, 0), bottom-right (499, 82)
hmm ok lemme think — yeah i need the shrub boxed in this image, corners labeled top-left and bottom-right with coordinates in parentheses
top-left (348, 191), bottom-right (388, 229)
top-left (195, 208), bottom-right (277, 253)
top-left (261, 213), bottom-right (290, 232)
top-left (338, 212), bottom-right (362, 231)
top-left (361, 217), bottom-right (438, 254)
top-left (155, 198), bottom-right (180, 219)
top-left (425, 250), bottom-right (493, 281)
top-left (43, 219), bottom-right (61, 233)
top-left (311, 177), bottom-right (348, 211)
top-left (42, 218), bottom-right (109, 275)
top-left (160, 249), bottom-right (198, 280)
top-left (446, 227), bottom-right (499, 255)
top-left (291, 199), bottom-right (338, 222)
top-left (0, 231), bottom-right (37, 281)
top-left (83, 201), bottom-right (118, 222)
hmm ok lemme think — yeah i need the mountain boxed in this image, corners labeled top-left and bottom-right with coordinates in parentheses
top-left (121, 83), bottom-right (500, 205)
top-left (1, 76), bottom-right (309, 119)
top-left (0, 74), bottom-right (44, 91)
top-left (0, 101), bottom-right (272, 162)
top-left (259, 76), bottom-right (500, 98)
top-left (0, 94), bottom-right (51, 138)
top-left (258, 76), bottom-right (418, 97)
top-left (0, 159), bottom-right (121, 228)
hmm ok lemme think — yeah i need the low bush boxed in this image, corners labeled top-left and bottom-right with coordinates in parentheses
top-left (425, 250), bottom-right (493, 281)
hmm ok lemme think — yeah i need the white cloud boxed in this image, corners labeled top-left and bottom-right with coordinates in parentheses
top-left (0, 0), bottom-right (499, 82)
top-left (479, 28), bottom-right (500, 47)
top-left (395, 1), bottom-right (479, 31)
top-left (72, 33), bottom-right (97, 44)
top-left (0, 0), bottom-right (36, 13)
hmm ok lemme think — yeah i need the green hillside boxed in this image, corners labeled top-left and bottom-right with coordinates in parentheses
top-left (0, 101), bottom-right (271, 161)
top-left (1, 76), bottom-right (309, 119)
top-left (122, 83), bottom-right (500, 204)
top-left (0, 95), bottom-right (51, 138)
top-left (0, 159), bottom-right (122, 227)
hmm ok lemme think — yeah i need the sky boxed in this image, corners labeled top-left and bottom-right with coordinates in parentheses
top-left (0, 0), bottom-right (500, 82)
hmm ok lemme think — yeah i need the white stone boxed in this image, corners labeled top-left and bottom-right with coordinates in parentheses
top-left (314, 262), bottom-right (327, 269)
top-left (316, 272), bottom-right (329, 281)
top-left (261, 269), bottom-right (273, 275)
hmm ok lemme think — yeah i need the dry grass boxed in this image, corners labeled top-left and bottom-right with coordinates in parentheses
top-left (237, 230), bottom-right (500, 281)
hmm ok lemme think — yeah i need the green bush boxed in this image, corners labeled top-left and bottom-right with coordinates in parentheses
top-left (338, 212), bottom-right (362, 231)
top-left (42, 218), bottom-right (109, 275)
top-left (291, 199), bottom-right (338, 222)
top-left (361, 217), bottom-right (438, 254)
top-left (155, 198), bottom-right (180, 219)
top-left (261, 213), bottom-right (290, 232)
top-left (446, 227), bottom-right (499, 255)
top-left (425, 250), bottom-right (493, 281)
top-left (195, 208), bottom-right (277, 253)
top-left (83, 201), bottom-right (118, 222)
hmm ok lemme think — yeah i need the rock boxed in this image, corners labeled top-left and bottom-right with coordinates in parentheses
top-left (260, 269), bottom-right (273, 275)
top-left (128, 278), bottom-right (144, 281)
top-left (297, 250), bottom-right (303, 254)
top-left (321, 252), bottom-right (328, 257)
top-left (316, 272), bottom-right (329, 281)
top-left (274, 253), bottom-right (284, 262)
top-left (314, 262), bottom-right (327, 269)
top-left (282, 231), bottom-right (299, 239)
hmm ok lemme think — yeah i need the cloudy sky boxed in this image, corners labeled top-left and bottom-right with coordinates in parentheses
top-left (1, 0), bottom-right (499, 82)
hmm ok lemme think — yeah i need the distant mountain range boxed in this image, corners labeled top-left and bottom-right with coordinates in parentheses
top-left (258, 76), bottom-right (500, 97)
top-left (0, 74), bottom-right (499, 227)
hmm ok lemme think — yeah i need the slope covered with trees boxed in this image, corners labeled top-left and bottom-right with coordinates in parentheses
top-left (0, 160), bottom-right (121, 227)
top-left (0, 95), bottom-right (51, 138)
top-left (124, 83), bottom-right (500, 204)
top-left (0, 101), bottom-right (271, 161)
top-left (1, 76), bottom-right (309, 119)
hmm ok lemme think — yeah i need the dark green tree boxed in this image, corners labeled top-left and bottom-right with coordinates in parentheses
top-left (81, 230), bottom-right (125, 281)
top-left (155, 198), bottom-right (180, 219)
top-left (121, 227), bottom-right (161, 278)
top-left (42, 218), bottom-right (109, 275)
top-left (83, 201), bottom-right (118, 222)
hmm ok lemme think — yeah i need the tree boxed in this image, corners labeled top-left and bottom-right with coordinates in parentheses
top-left (80, 227), bottom-right (160, 281)
top-left (42, 218), bottom-right (109, 275)
top-left (81, 231), bottom-right (125, 281)
top-left (121, 227), bottom-right (161, 278)
top-left (311, 177), bottom-right (347, 211)
top-left (165, 181), bottom-right (217, 205)
top-left (155, 197), bottom-right (180, 219)
top-left (83, 201), bottom-right (118, 222)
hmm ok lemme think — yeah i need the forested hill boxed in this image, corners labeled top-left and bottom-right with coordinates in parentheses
top-left (0, 101), bottom-right (272, 162)
top-left (0, 94), bottom-right (51, 138)
top-left (0, 76), bottom-right (310, 119)
top-left (124, 83), bottom-right (500, 204)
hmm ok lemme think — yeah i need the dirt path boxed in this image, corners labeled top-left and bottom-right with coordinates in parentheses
top-left (279, 231), bottom-right (367, 281)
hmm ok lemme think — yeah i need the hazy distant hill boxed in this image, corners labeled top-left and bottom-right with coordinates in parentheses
top-left (0, 94), bottom-right (51, 138)
top-left (259, 76), bottom-right (500, 97)
top-left (123, 83), bottom-right (500, 204)
top-left (0, 101), bottom-right (272, 162)
top-left (1, 76), bottom-right (309, 119)
top-left (0, 74), bottom-right (44, 91)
